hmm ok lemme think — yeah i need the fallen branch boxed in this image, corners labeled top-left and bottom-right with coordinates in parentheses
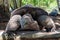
top-left (0, 31), bottom-right (60, 40)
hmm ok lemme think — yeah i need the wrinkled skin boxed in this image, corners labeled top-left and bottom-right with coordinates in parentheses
top-left (5, 13), bottom-right (40, 33)
top-left (3, 15), bottom-right (22, 37)
top-left (5, 15), bottom-right (21, 33)
top-left (20, 13), bottom-right (40, 31)
top-left (37, 15), bottom-right (56, 32)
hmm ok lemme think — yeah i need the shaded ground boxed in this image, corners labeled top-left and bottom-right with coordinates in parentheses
top-left (0, 22), bottom-right (7, 30)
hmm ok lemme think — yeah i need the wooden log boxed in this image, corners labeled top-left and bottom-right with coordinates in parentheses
top-left (0, 30), bottom-right (4, 40)
top-left (0, 31), bottom-right (60, 40)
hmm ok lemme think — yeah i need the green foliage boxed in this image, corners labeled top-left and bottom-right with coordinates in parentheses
top-left (9, 0), bottom-right (58, 12)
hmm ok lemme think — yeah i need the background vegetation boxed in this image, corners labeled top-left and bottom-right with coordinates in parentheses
top-left (8, 0), bottom-right (58, 13)
top-left (0, 0), bottom-right (59, 19)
